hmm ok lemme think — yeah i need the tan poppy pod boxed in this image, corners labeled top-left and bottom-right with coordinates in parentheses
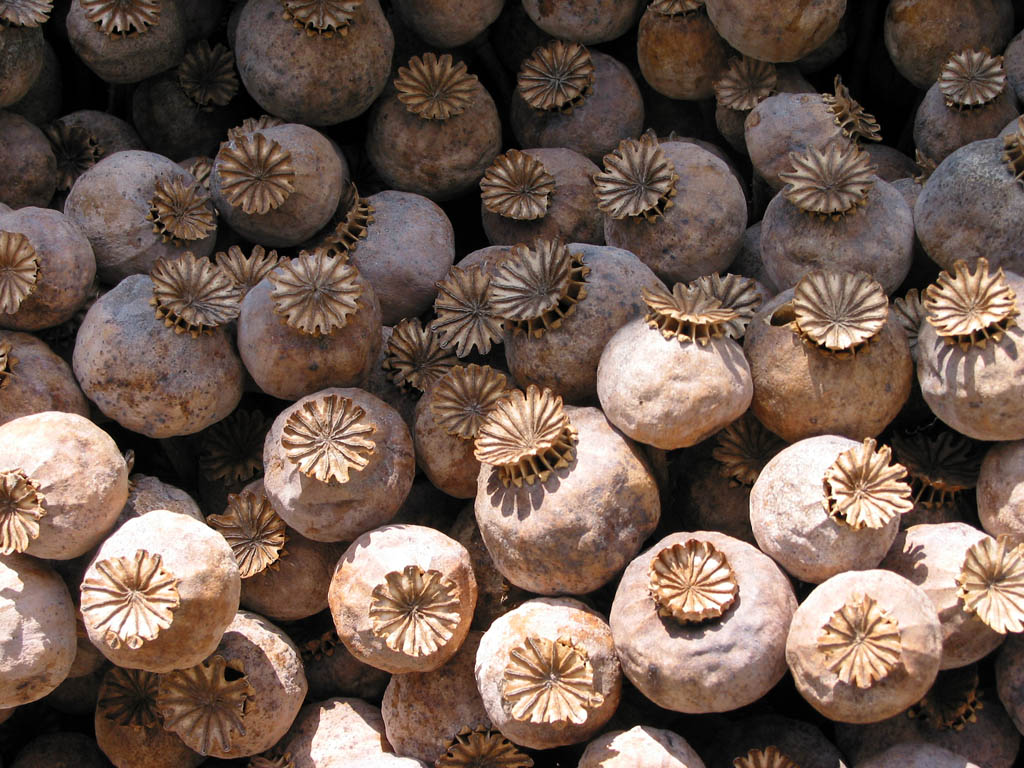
top-left (120, 473), bottom-right (203, 525)
top-left (0, 111), bottom-right (56, 209)
top-left (978, 439), bottom-right (1024, 538)
top-left (637, 2), bottom-right (729, 101)
top-left (917, 260), bottom-right (1024, 440)
top-left (7, 34), bottom-right (59, 125)
top-left (596, 136), bottom-right (746, 283)
top-left (610, 532), bottom-right (797, 713)
top-left (480, 147), bottom-right (604, 247)
top-left (718, 714), bottom-right (847, 768)
top-left (262, 387), bottom-right (414, 542)
top-left (94, 666), bottom-right (203, 768)
top-left (891, 429), bottom-right (980, 528)
top-left (744, 270), bottom-right (913, 442)
top-left (9, 732), bottom-right (110, 768)
top-left (0, 555), bottom-right (76, 709)
top-left (80, 509), bottom-right (240, 672)
top-left (509, 43), bottom-right (644, 165)
top-left (367, 53), bottom-right (501, 202)
top-left (298, 622), bottom-right (390, 702)
top-left (786, 569), bottom-right (943, 723)
top-left (704, 0), bottom-right (845, 62)
top-left (474, 391), bottom-right (660, 594)
top-left (382, 316), bottom-right (460, 397)
top-left (0, 5), bottom-right (44, 108)
top-left (391, 0), bottom-right (503, 48)
top-left (328, 524), bottom-right (476, 674)
top-left (0, 331), bottom-right (89, 426)
top-left (236, 252), bottom-right (382, 400)
top-left (597, 280), bottom-right (754, 450)
top-left (760, 142), bottom-right (914, 295)
top-left (522, 0), bottom-right (641, 44)
top-left (579, 725), bottom-right (705, 768)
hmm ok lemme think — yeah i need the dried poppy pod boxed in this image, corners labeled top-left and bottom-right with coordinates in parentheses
top-left (704, 0), bottom-right (844, 62)
top-left (892, 430), bottom-right (980, 526)
top-left (10, 732), bottom-right (111, 768)
top-left (979, 440), bottom-right (1024, 538)
top-left (718, 715), bottom-right (847, 768)
top-left (328, 524), bottom-right (476, 674)
top-left (510, 43), bottom-right (644, 165)
top-left (522, 0), bottom-right (641, 44)
top-left (212, 123), bottom-right (346, 248)
top-left (8, 35), bottom-right (59, 125)
top-left (714, 57), bottom-right (810, 155)
top-left (0, 555), bottom-right (76, 709)
top-left (429, 264), bottom-right (505, 362)
top-left (998, 634), bottom-right (1024, 736)
top-left (66, 0), bottom-right (186, 84)
top-left (579, 725), bottom-right (705, 768)
top-left (744, 270), bottom-right (913, 442)
top-left (236, 251), bottom-right (382, 400)
top-left (383, 317), bottom-right (459, 396)
top-left (474, 391), bottom-right (660, 595)
top-left (610, 532), bottom-right (796, 713)
top-left (195, 407), bottom-right (268, 517)
top-left (480, 147), bottom-right (604, 247)
top-left (262, 387), bottom-right (415, 542)
top-left (856, 743), bottom-right (981, 768)
top-left (391, 0), bottom-right (503, 48)
top-left (0, 111), bottom-right (56, 209)
top-left (0, 331), bottom-right (89, 426)
top-left (0, 3), bottom-right (45, 108)
top-left (120, 473), bottom-right (203, 525)
top-left (215, 244), bottom-right (281, 299)
top-left (597, 281), bottom-right (753, 450)
top-left (596, 136), bottom-right (746, 283)
top-left (917, 260), bottom-right (1024, 440)
top-left (761, 142), bottom-right (914, 295)
top-left (637, 1), bottom-right (729, 101)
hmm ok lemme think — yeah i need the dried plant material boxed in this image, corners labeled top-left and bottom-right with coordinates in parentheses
top-left (517, 40), bottom-right (595, 113)
top-left (494, 240), bottom-right (590, 339)
top-left (822, 75), bottom-right (882, 143)
top-left (594, 135), bottom-right (678, 222)
top-left (956, 535), bottom-right (1024, 634)
top-left (430, 364), bottom-right (510, 440)
top-left (199, 409), bottom-right (267, 485)
top-left (249, 752), bottom-right (294, 768)
top-left (503, 636), bottom-right (604, 724)
top-left (227, 115), bottom-right (286, 143)
top-left (891, 430), bottom-right (981, 509)
top-left (147, 177), bottom-right (216, 246)
top-left (824, 438), bottom-right (914, 529)
top-left (818, 594), bottom-right (902, 688)
top-left (189, 156), bottom-right (213, 189)
top-left (432, 265), bottom-right (505, 357)
top-left (368, 565), bottom-right (461, 656)
top-left (43, 122), bottom-right (102, 192)
top-left (0, 230), bottom-right (39, 315)
top-left (939, 49), bottom-right (1007, 109)
top-left (81, 550), bottom-right (181, 650)
top-left (269, 250), bottom-right (362, 337)
top-left (209, 492), bottom-right (287, 578)
top-left (281, 0), bottom-right (361, 37)
top-left (178, 41), bottom-right (238, 109)
top-left (437, 726), bottom-right (533, 768)
top-left (281, 394), bottom-right (376, 484)
top-left (893, 289), bottom-right (925, 357)
top-left (0, 340), bottom-right (16, 390)
top-left (395, 53), bottom-right (477, 121)
top-left (150, 253), bottom-right (242, 336)
top-left (215, 245), bottom-right (282, 296)
top-left (316, 183), bottom-right (374, 259)
top-left (642, 282), bottom-right (738, 345)
top-left (780, 142), bottom-right (876, 219)
top-left (0, 0), bottom-right (51, 26)
top-left (733, 747), bottom-right (798, 768)
top-left (97, 667), bottom-right (162, 728)
top-left (1004, 118), bottom-right (1024, 186)
top-left (712, 413), bottom-right (786, 487)
top-left (298, 629), bottom-right (339, 663)
top-left (692, 273), bottom-right (763, 339)
top-left (714, 56), bottom-right (777, 111)
top-left (924, 258), bottom-right (1019, 349)
top-left (791, 270), bottom-right (888, 354)
top-left (383, 317), bottom-right (458, 392)
top-left (908, 665), bottom-right (982, 731)
top-left (475, 385), bottom-right (578, 488)
top-left (216, 133), bottom-right (296, 215)
top-left (649, 540), bottom-right (738, 623)
top-left (914, 149), bottom-right (937, 185)
top-left (81, 0), bottom-right (159, 36)
top-left (157, 655), bottom-right (254, 756)
top-left (480, 150), bottom-right (556, 221)
top-left (0, 468), bottom-right (45, 556)
top-left (649, 0), bottom-right (704, 14)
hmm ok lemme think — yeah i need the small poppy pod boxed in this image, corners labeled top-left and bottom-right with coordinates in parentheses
top-left (610, 532), bottom-right (797, 714)
top-left (43, 111), bottom-right (142, 197)
top-left (597, 279), bottom-right (755, 450)
top-left (263, 388), bottom-right (414, 543)
top-left (0, 111), bottom-right (56, 210)
top-left (0, 331), bottom-right (89, 426)
top-left (328, 524), bottom-right (477, 674)
top-left (978, 439), bottom-right (1024, 538)
top-left (522, 0), bottom-right (643, 44)
top-left (58, 108), bottom-right (147, 157)
top-left (0, 7), bottom-right (44, 108)
top-left (80, 509), bottom-right (241, 673)
top-left (367, 53), bottom-right (501, 202)
top-left (510, 43), bottom-right (644, 164)
top-left (785, 569), bottom-right (943, 724)
top-left (704, 0), bottom-right (845, 62)
top-left (744, 270), bottom-right (913, 443)
top-left (578, 725), bottom-right (705, 768)
top-left (637, 2), bottom-right (730, 101)
top-left (751, 435), bottom-right (911, 584)
top-left (717, 714), bottom-right (847, 768)
top-left (391, 0), bottom-right (504, 48)
top-left (474, 391), bottom-right (660, 595)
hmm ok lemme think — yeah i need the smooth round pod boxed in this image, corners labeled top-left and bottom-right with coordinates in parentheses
top-left (72, 274), bottom-right (244, 438)
top-left (0, 411), bottom-right (128, 560)
top-left (978, 440), bottom-right (1024, 538)
top-left (0, 23), bottom-right (43, 108)
top-left (329, 524), bottom-right (477, 674)
top-left (705, 0), bottom-right (846, 62)
top-left (58, 109), bottom-right (146, 157)
top-left (10, 732), bottom-right (110, 768)
top-left (392, 0), bottom-right (504, 48)
top-left (120, 475), bottom-right (202, 524)
top-left (350, 190), bottom-right (455, 327)
top-left (283, 698), bottom-right (395, 768)
top-left (857, 743), bottom-right (980, 768)
top-left (730, 221), bottom-right (779, 294)
top-left (786, 569), bottom-right (943, 724)
top-left (597, 317), bottom-right (752, 450)
top-left (579, 726), bottom-right (706, 768)
top-left (0, 111), bottom-right (56, 209)
top-left (0, 555), bottom-right (76, 710)
top-left (637, 8), bottom-right (729, 101)
top-left (475, 406), bottom-right (660, 595)
top-left (865, 143), bottom-right (920, 182)
top-left (0, 207), bottom-right (96, 330)
top-left (997, 634), bottom-right (1024, 736)
top-left (263, 388), bottom-right (414, 543)
top-left (412, 387), bottom-right (479, 499)
top-left (914, 83), bottom-right (1020, 166)
top-left (610, 531), bottom-right (797, 714)
top-left (80, 509), bottom-right (241, 673)
top-left (522, 0), bottom-right (642, 44)
top-left (603, 142), bottom-right (746, 284)
top-left (681, 459), bottom-right (758, 546)
top-left (0, 331), bottom-right (89, 426)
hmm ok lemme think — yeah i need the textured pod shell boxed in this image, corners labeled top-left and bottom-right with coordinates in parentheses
top-left (978, 439), bottom-right (1024, 537)
top-left (578, 725), bottom-right (706, 768)
top-left (0, 111), bottom-right (56, 210)
top-left (637, 8), bottom-right (729, 101)
top-left (705, 0), bottom-right (846, 62)
top-left (0, 331), bottom-right (89, 427)
top-left (283, 697), bottom-right (418, 768)
top-left (392, 0), bottom-right (504, 48)
top-left (0, 23), bottom-right (44, 108)
top-left (521, 0), bottom-right (643, 45)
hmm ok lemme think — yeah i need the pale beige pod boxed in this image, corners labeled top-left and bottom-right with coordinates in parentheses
top-left (578, 725), bottom-right (706, 768)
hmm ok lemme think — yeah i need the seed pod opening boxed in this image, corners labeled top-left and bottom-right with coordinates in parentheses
top-left (149, 252), bottom-right (241, 337)
top-left (957, 535), bottom-right (1024, 634)
top-left (80, 0), bottom-right (160, 37)
top-left (0, 467), bottom-right (45, 555)
top-left (281, 0), bottom-right (362, 37)
top-left (43, 122), bottom-right (102, 192)
top-left (780, 141), bottom-right (877, 221)
top-left (939, 49), bottom-right (1007, 110)
top-left (0, 230), bottom-right (39, 316)
top-left (208, 491), bottom-right (288, 579)
top-left (383, 316), bottom-right (457, 392)
top-left (395, 52), bottom-right (477, 121)
top-left (280, 393), bottom-right (376, 485)
top-left (0, 0), bottom-right (51, 27)
top-left (691, 272), bottom-right (763, 339)
top-left (908, 664), bottom-right (982, 731)
top-left (198, 409), bottom-right (268, 487)
top-left (822, 75), bottom-right (882, 143)
top-left (369, 564), bottom-right (461, 657)
top-left (503, 636), bottom-right (605, 726)
top-left (431, 265), bottom-right (504, 357)
top-left (215, 132), bottom-right (295, 216)
top-left (733, 746), bottom-right (798, 768)
top-left (818, 594), bottom-right (903, 688)
top-left (648, 539), bottom-right (739, 623)
top-left (891, 431), bottom-right (981, 510)
top-left (429, 364), bottom-right (509, 441)
top-left (269, 250), bottom-right (363, 337)
top-left (642, 282), bottom-right (738, 344)
top-left (437, 726), bottom-right (533, 768)
top-left (480, 149), bottom-right (556, 221)
top-left (924, 258), bottom-right (1019, 350)
top-left (593, 134), bottom-right (678, 222)
top-left (146, 177), bottom-right (216, 247)
top-left (316, 182), bottom-right (375, 260)
top-left (177, 40), bottom-right (238, 110)
top-left (517, 40), bottom-right (595, 114)
top-left (823, 438), bottom-right (914, 530)
top-left (789, 270), bottom-right (889, 355)
top-left (1004, 118), bottom-right (1024, 185)
top-left (215, 245), bottom-right (282, 297)
top-left (712, 413), bottom-right (786, 487)
top-left (892, 288), bottom-right (925, 359)
top-left (714, 56), bottom-right (777, 112)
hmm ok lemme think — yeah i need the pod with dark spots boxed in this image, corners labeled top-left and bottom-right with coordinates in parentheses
top-left (704, 0), bottom-right (846, 62)
top-left (521, 0), bottom-right (642, 44)
top-left (0, 111), bottom-right (56, 209)
top-left (578, 725), bottom-right (705, 768)
top-left (637, 2), bottom-right (729, 101)
top-left (391, 0), bottom-right (503, 48)
top-left (57, 108), bottom-right (146, 158)
top-left (119, 473), bottom-right (203, 525)
top-left (978, 439), bottom-right (1024, 538)
top-left (0, 15), bottom-right (44, 108)
top-left (0, 331), bottom-right (89, 426)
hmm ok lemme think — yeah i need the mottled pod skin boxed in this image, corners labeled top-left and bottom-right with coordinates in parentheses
top-left (998, 634), bottom-right (1024, 736)
top-left (637, 9), bottom-right (729, 101)
top-left (0, 23), bottom-right (43, 108)
top-left (10, 732), bottom-right (111, 768)
top-left (283, 698), bottom-right (395, 768)
top-left (96, 692), bottom-right (203, 768)
top-left (716, 65), bottom-right (816, 155)
top-left (1008, 31), bottom-right (1024, 103)
top-left (610, 531), bottom-right (796, 714)
top-left (717, 714), bottom-right (848, 768)
top-left (522, 0), bottom-right (642, 44)
top-left (263, 388), bottom-right (415, 543)
top-left (392, 0), bottom-right (504, 47)
top-left (119, 475), bottom-right (203, 525)
top-left (0, 411), bottom-right (128, 560)
top-left (978, 440), bottom-right (1024, 538)
top-left (475, 406), bottom-right (660, 595)
top-left (579, 726), bottom-right (706, 768)
top-left (0, 331), bottom-right (89, 427)
top-left (705, 0), bottom-right (846, 62)
top-left (58, 109), bottom-right (146, 156)
top-left (413, 389), bottom-right (479, 499)
top-left (8, 39), bottom-right (61, 125)
top-left (73, 275), bottom-right (245, 438)
top-left (914, 84), bottom-right (1020, 165)
top-left (0, 111), bottom-right (56, 209)
top-left (858, 743), bottom-right (982, 768)
top-left (0, 555), bottom-right (76, 709)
